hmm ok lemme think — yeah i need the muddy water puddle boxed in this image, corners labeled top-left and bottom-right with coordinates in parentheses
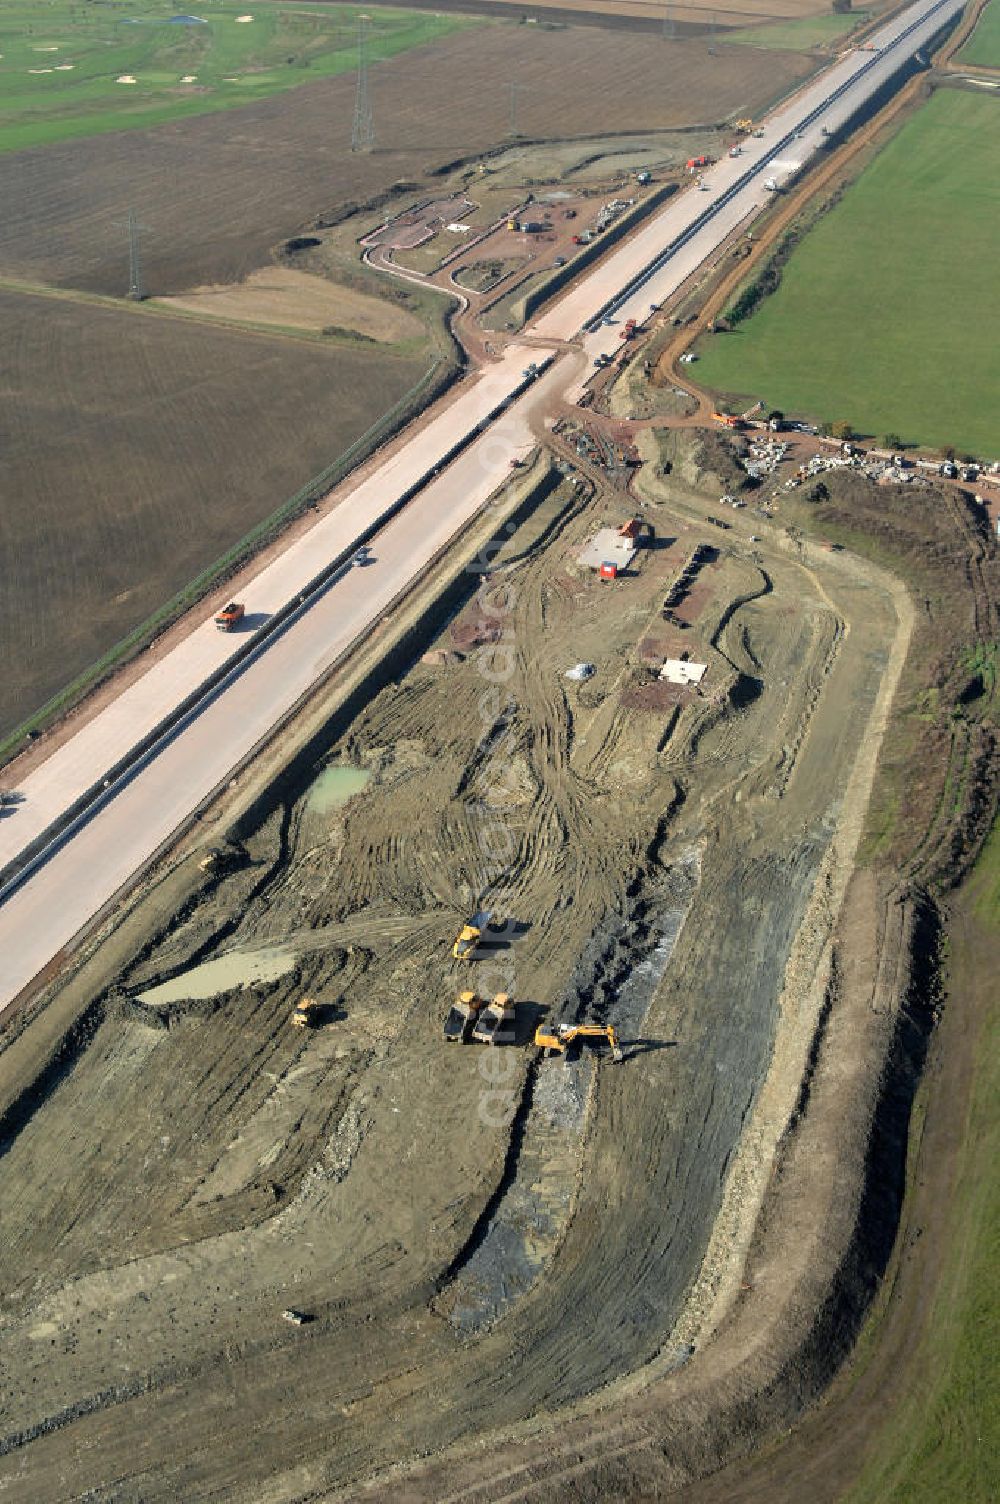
top-left (306, 764), bottom-right (372, 815)
top-left (138, 946), bottom-right (297, 1004)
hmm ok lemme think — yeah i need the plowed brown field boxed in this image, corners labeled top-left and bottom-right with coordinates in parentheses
top-left (0, 28), bottom-right (812, 297)
top-left (0, 288), bottom-right (427, 737)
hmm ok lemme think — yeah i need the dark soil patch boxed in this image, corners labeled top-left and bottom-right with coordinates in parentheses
top-left (620, 679), bottom-right (687, 711)
top-left (0, 31), bottom-right (812, 296)
top-left (0, 288), bottom-right (427, 737)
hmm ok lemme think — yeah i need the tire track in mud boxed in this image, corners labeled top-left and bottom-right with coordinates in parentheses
top-left (390, 522), bottom-right (844, 1365)
top-left (659, 544), bottom-right (916, 1359)
top-left (0, 460), bottom-right (915, 1497)
top-left (434, 846), bottom-right (702, 1335)
top-left (365, 540), bottom-right (893, 1461)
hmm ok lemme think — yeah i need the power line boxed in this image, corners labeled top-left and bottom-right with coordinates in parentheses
top-left (351, 13), bottom-right (375, 153)
top-left (114, 209), bottom-right (148, 301)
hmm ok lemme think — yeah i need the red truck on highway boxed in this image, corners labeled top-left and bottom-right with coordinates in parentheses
top-left (214, 602), bottom-right (245, 631)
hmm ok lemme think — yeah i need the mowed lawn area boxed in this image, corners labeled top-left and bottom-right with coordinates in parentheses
top-left (696, 89), bottom-right (1000, 456)
top-left (959, 0), bottom-right (1000, 66)
top-left (0, 1), bottom-right (471, 153)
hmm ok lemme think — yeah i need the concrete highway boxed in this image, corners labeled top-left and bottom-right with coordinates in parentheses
top-left (543, 0), bottom-right (968, 360)
top-left (0, 362), bottom-right (568, 1009)
top-left (0, 345), bottom-right (548, 878)
top-left (0, 0), bottom-right (967, 1015)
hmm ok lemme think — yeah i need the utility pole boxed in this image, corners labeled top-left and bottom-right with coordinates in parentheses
top-left (351, 13), bottom-right (375, 153)
top-left (115, 209), bottom-right (147, 301)
top-left (127, 210), bottom-right (143, 300)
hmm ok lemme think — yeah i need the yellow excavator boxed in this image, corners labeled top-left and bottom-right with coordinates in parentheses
top-left (452, 909), bottom-right (492, 961)
top-left (534, 1022), bottom-right (624, 1062)
top-left (291, 997), bottom-right (320, 1029)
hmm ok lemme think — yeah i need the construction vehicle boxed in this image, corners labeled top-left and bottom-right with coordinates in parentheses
top-left (452, 909), bottom-right (491, 960)
top-left (620, 318), bottom-right (638, 340)
top-left (734, 118), bottom-right (754, 133)
top-left (472, 993), bottom-right (516, 1046)
top-left (214, 601), bottom-right (245, 631)
top-left (444, 990), bottom-right (486, 1043)
top-left (534, 1022), bottom-right (623, 1062)
top-left (291, 996), bottom-right (320, 1029)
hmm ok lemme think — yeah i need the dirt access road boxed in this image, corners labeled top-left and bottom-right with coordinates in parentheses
top-left (0, 429), bottom-right (912, 1497)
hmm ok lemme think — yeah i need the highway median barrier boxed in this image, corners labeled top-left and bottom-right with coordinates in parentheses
top-left (0, 355), bottom-right (554, 907)
top-left (0, 355), bottom-right (461, 773)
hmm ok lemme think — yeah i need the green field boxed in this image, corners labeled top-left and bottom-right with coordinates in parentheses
top-left (845, 818), bottom-right (1000, 1504)
top-left (0, 1), bottom-right (472, 154)
top-left (727, 12), bottom-right (867, 51)
top-left (959, 0), bottom-right (1000, 66)
top-left (696, 89), bottom-right (1000, 456)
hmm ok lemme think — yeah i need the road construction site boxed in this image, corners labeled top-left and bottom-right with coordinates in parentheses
top-left (0, 2), bottom-right (990, 1497)
top-left (0, 0), bottom-right (966, 1017)
top-left (0, 421), bottom-right (912, 1496)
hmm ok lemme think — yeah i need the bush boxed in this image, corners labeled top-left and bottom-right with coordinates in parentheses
top-left (831, 420), bottom-right (854, 440)
top-left (882, 432), bottom-right (903, 449)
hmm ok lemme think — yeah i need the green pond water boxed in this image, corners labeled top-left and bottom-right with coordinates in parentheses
top-left (306, 764), bottom-right (372, 814)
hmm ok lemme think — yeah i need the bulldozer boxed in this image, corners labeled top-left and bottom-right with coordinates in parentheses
top-left (291, 997), bottom-right (320, 1030)
top-left (443, 991), bottom-right (486, 1043)
top-left (452, 909), bottom-right (491, 961)
top-left (534, 1022), bottom-right (623, 1062)
top-left (472, 993), bottom-right (516, 1046)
